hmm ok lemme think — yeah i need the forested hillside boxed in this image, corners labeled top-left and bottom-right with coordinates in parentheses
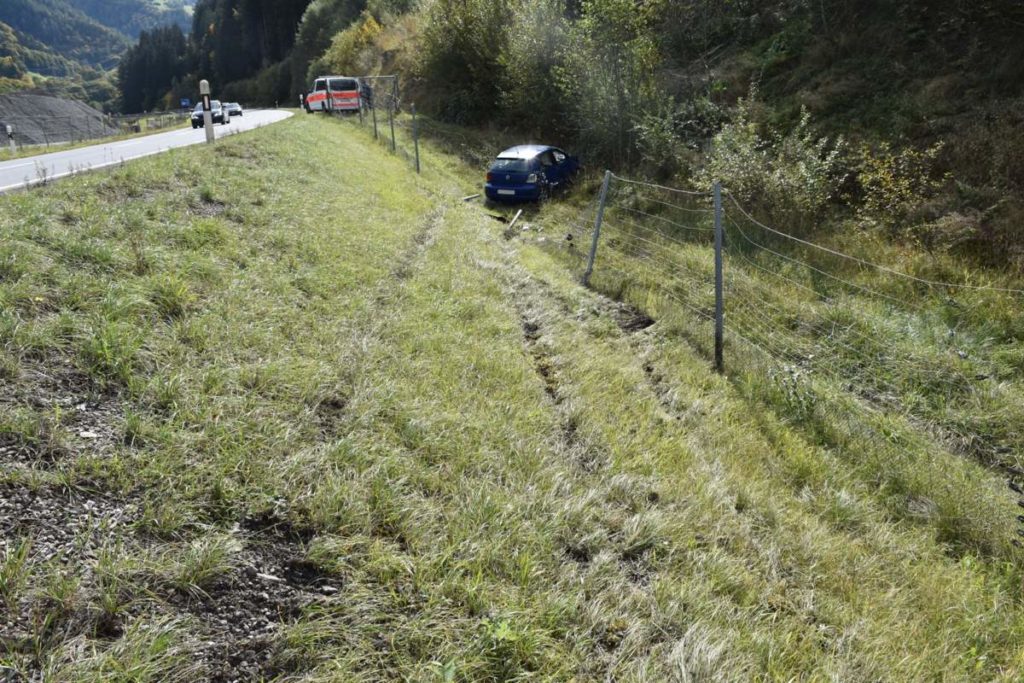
top-left (66, 0), bottom-right (193, 37)
top-left (0, 0), bottom-right (129, 71)
top-left (0, 0), bottom-right (194, 110)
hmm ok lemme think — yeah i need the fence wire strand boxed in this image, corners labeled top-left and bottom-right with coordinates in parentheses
top-left (571, 172), bottom-right (1024, 485)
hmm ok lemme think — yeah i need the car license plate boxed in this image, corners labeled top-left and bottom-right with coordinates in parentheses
top-left (498, 189), bottom-right (515, 196)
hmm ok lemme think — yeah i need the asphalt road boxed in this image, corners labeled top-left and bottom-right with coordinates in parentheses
top-left (0, 109), bottom-right (292, 193)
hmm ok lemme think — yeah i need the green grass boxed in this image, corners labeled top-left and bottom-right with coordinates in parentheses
top-left (1, 112), bottom-right (1024, 680)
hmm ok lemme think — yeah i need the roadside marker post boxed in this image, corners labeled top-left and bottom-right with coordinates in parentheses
top-left (200, 80), bottom-right (214, 144)
top-left (6, 125), bottom-right (14, 155)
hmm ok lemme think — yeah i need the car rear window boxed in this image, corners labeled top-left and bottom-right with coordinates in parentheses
top-left (329, 79), bottom-right (358, 91)
top-left (491, 158), bottom-right (532, 173)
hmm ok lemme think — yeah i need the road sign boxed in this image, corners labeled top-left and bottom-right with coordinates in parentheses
top-left (180, 98), bottom-right (192, 109)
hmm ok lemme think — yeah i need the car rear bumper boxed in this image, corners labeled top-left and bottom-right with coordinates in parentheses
top-left (485, 183), bottom-right (542, 202)
top-left (191, 115), bottom-right (225, 127)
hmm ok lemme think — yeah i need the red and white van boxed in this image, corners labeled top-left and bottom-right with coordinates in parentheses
top-left (305, 76), bottom-right (362, 113)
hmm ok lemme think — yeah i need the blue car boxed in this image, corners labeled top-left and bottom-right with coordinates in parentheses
top-left (485, 145), bottom-right (580, 203)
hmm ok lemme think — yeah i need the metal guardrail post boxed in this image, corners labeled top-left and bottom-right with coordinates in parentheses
top-left (583, 170), bottom-right (612, 287)
top-left (713, 181), bottom-right (725, 374)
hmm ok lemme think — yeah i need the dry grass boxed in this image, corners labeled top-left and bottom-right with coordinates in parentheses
top-left (1, 112), bottom-right (1023, 681)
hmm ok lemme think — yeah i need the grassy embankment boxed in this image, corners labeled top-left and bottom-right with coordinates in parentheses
top-left (2, 112), bottom-right (1024, 681)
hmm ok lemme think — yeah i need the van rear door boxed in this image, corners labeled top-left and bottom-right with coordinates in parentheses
top-left (328, 78), bottom-right (361, 110)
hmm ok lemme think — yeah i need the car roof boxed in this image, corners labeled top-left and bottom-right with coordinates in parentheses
top-left (496, 145), bottom-right (560, 160)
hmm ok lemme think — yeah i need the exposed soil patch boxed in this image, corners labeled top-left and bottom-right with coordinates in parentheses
top-left (313, 395), bottom-right (350, 439)
top-left (0, 481), bottom-right (139, 564)
top-left (613, 305), bottom-right (656, 333)
top-left (191, 198), bottom-right (227, 218)
top-left (179, 513), bottom-right (336, 682)
top-left (0, 481), bottom-right (141, 656)
top-left (0, 361), bottom-right (123, 470)
top-left (522, 317), bottom-right (560, 402)
top-left (241, 509), bottom-right (317, 546)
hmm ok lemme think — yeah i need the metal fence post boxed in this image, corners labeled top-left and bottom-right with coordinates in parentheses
top-left (388, 78), bottom-right (396, 152)
top-left (583, 170), bottom-right (613, 287)
top-left (713, 181), bottom-right (725, 374)
top-left (412, 104), bottom-right (420, 174)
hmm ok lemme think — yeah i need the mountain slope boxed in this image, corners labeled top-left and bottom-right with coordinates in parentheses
top-left (0, 0), bottom-right (129, 70)
top-left (67, 0), bottom-right (194, 37)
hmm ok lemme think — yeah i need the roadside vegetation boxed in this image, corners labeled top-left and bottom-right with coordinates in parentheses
top-left (2, 108), bottom-right (1024, 681)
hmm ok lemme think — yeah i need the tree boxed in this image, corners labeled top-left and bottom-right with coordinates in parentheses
top-left (117, 25), bottom-right (188, 112)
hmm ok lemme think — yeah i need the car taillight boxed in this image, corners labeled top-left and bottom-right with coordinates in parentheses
top-left (486, 173), bottom-right (493, 182)
top-left (526, 173), bottom-right (538, 184)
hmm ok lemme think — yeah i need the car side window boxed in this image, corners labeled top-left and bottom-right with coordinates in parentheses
top-left (553, 150), bottom-right (566, 164)
top-left (315, 80), bottom-right (326, 92)
top-left (540, 152), bottom-right (555, 167)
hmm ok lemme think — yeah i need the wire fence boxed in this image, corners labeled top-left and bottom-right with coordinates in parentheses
top-left (328, 75), bottom-right (423, 174)
top-left (0, 111), bottom-right (187, 151)
top-left (570, 170), bottom-right (1024, 554)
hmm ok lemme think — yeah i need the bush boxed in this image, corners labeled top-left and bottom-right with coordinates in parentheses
top-left (633, 97), bottom-right (686, 180)
top-left (554, 0), bottom-right (663, 167)
top-left (496, 0), bottom-right (569, 132)
top-left (418, 0), bottom-right (512, 125)
top-left (699, 92), bottom-right (847, 232)
top-left (854, 142), bottom-right (948, 234)
top-left (311, 11), bottom-right (383, 80)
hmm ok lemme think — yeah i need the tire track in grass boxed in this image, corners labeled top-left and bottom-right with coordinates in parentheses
top-left (510, 235), bottom-right (1024, 679)
top-left (503, 264), bottom-right (608, 475)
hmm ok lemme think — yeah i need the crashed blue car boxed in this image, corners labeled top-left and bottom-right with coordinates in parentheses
top-left (484, 145), bottom-right (580, 203)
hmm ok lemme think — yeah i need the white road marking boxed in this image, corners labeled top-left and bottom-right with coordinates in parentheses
top-left (0, 111), bottom-right (292, 194)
